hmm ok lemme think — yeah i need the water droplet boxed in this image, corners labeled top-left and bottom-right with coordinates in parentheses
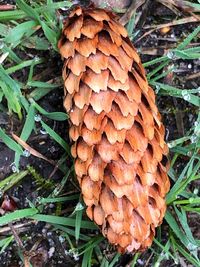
top-left (190, 134), bottom-right (198, 143)
top-left (0, 190), bottom-right (3, 198)
top-left (48, 247), bottom-right (55, 258)
top-left (194, 121), bottom-right (200, 136)
top-left (49, 203), bottom-right (54, 209)
top-left (181, 90), bottom-right (191, 101)
top-left (167, 141), bottom-right (175, 148)
top-left (193, 188), bottom-right (198, 195)
top-left (73, 251), bottom-right (79, 261)
top-left (167, 51), bottom-right (175, 59)
top-left (174, 259), bottom-right (179, 265)
top-left (11, 163), bottom-right (17, 173)
top-left (155, 85), bottom-right (160, 94)
top-left (189, 197), bottom-right (194, 203)
top-left (23, 150), bottom-right (30, 157)
top-left (0, 42), bottom-right (4, 49)
top-left (34, 114), bottom-right (41, 122)
top-left (137, 259), bottom-right (144, 265)
top-left (187, 151), bottom-right (192, 156)
top-left (40, 128), bottom-right (47, 135)
top-left (75, 202), bottom-right (84, 211)
top-left (59, 236), bottom-right (65, 243)
top-left (34, 56), bottom-right (40, 62)
top-left (36, 196), bottom-right (41, 203)
top-left (49, 146), bottom-right (55, 153)
top-left (187, 242), bottom-right (197, 252)
top-left (65, 250), bottom-right (70, 256)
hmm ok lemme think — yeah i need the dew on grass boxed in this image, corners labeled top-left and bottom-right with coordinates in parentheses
top-left (34, 114), bottom-right (41, 122)
top-left (190, 134), bottom-right (198, 143)
top-left (181, 90), bottom-right (191, 101)
top-left (167, 51), bottom-right (175, 59)
top-left (11, 163), bottom-right (17, 173)
top-left (40, 128), bottom-right (47, 135)
top-left (23, 150), bottom-right (30, 157)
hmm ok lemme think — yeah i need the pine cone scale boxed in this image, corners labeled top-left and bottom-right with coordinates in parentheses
top-left (59, 6), bottom-right (170, 253)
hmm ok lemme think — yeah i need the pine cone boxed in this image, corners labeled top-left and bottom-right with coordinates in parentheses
top-left (58, 6), bottom-right (170, 253)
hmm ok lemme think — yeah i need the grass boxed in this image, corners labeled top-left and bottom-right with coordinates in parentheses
top-left (0, 0), bottom-right (200, 266)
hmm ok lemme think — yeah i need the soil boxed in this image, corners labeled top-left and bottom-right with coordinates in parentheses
top-left (0, 1), bottom-right (199, 266)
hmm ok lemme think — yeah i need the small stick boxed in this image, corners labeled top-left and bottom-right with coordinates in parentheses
top-left (119, 0), bottom-right (146, 25)
top-left (0, 4), bottom-right (16, 11)
top-left (0, 221), bottom-right (33, 234)
top-left (8, 222), bottom-right (30, 267)
top-left (186, 72), bottom-right (200, 80)
top-left (135, 16), bottom-right (199, 43)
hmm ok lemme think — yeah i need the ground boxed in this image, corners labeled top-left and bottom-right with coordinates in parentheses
top-left (0, 0), bottom-right (199, 266)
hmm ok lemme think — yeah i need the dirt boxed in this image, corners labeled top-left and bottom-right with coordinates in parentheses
top-left (0, 1), bottom-right (199, 266)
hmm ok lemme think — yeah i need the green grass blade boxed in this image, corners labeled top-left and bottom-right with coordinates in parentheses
top-left (30, 99), bottom-right (68, 121)
top-left (6, 58), bottom-right (43, 74)
top-left (41, 120), bottom-right (70, 153)
top-left (30, 214), bottom-right (97, 230)
top-left (16, 0), bottom-right (40, 22)
top-left (0, 170), bottom-right (28, 193)
top-left (39, 195), bottom-right (79, 204)
top-left (173, 240), bottom-right (200, 267)
top-left (0, 208), bottom-right (38, 226)
top-left (75, 209), bottom-right (83, 242)
top-left (82, 247), bottom-right (93, 267)
top-left (178, 25), bottom-right (200, 50)
top-left (165, 210), bottom-right (193, 251)
top-left (0, 236), bottom-right (14, 254)
top-left (0, 127), bottom-right (23, 154)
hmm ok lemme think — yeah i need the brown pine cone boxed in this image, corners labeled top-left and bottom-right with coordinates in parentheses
top-left (58, 6), bottom-right (170, 253)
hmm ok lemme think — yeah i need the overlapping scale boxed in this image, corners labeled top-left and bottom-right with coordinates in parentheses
top-left (58, 5), bottom-right (170, 253)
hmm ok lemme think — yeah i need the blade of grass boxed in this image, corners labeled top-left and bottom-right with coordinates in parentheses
top-left (0, 236), bottom-right (14, 253)
top-left (30, 99), bottom-right (68, 121)
top-left (0, 170), bottom-right (28, 193)
top-left (82, 247), bottom-right (93, 267)
top-left (0, 127), bottom-right (23, 154)
top-left (41, 120), bottom-right (70, 154)
top-left (0, 208), bottom-right (38, 226)
top-left (165, 210), bottom-right (197, 255)
top-left (6, 58), bottom-right (43, 74)
top-left (14, 104), bottom-right (35, 169)
top-left (172, 238), bottom-right (200, 267)
top-left (30, 214), bottom-right (97, 230)
top-left (75, 209), bottom-right (83, 242)
top-left (39, 195), bottom-right (79, 204)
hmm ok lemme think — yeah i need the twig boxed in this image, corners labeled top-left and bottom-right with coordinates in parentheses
top-left (170, 0), bottom-right (200, 13)
top-left (119, 0), bottom-right (146, 25)
top-left (12, 133), bottom-right (56, 166)
top-left (135, 16), bottom-right (199, 43)
top-left (144, 16), bottom-right (199, 29)
top-left (140, 42), bottom-right (200, 53)
top-left (0, 221), bottom-right (33, 234)
top-left (48, 163), bottom-right (59, 179)
top-left (144, 252), bottom-right (154, 267)
top-left (0, 4), bottom-right (16, 11)
top-left (186, 72), bottom-right (200, 80)
top-left (156, 0), bottom-right (182, 15)
top-left (8, 222), bottom-right (30, 267)
top-left (8, 223), bottom-right (24, 249)
top-left (136, 0), bottom-right (151, 28)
